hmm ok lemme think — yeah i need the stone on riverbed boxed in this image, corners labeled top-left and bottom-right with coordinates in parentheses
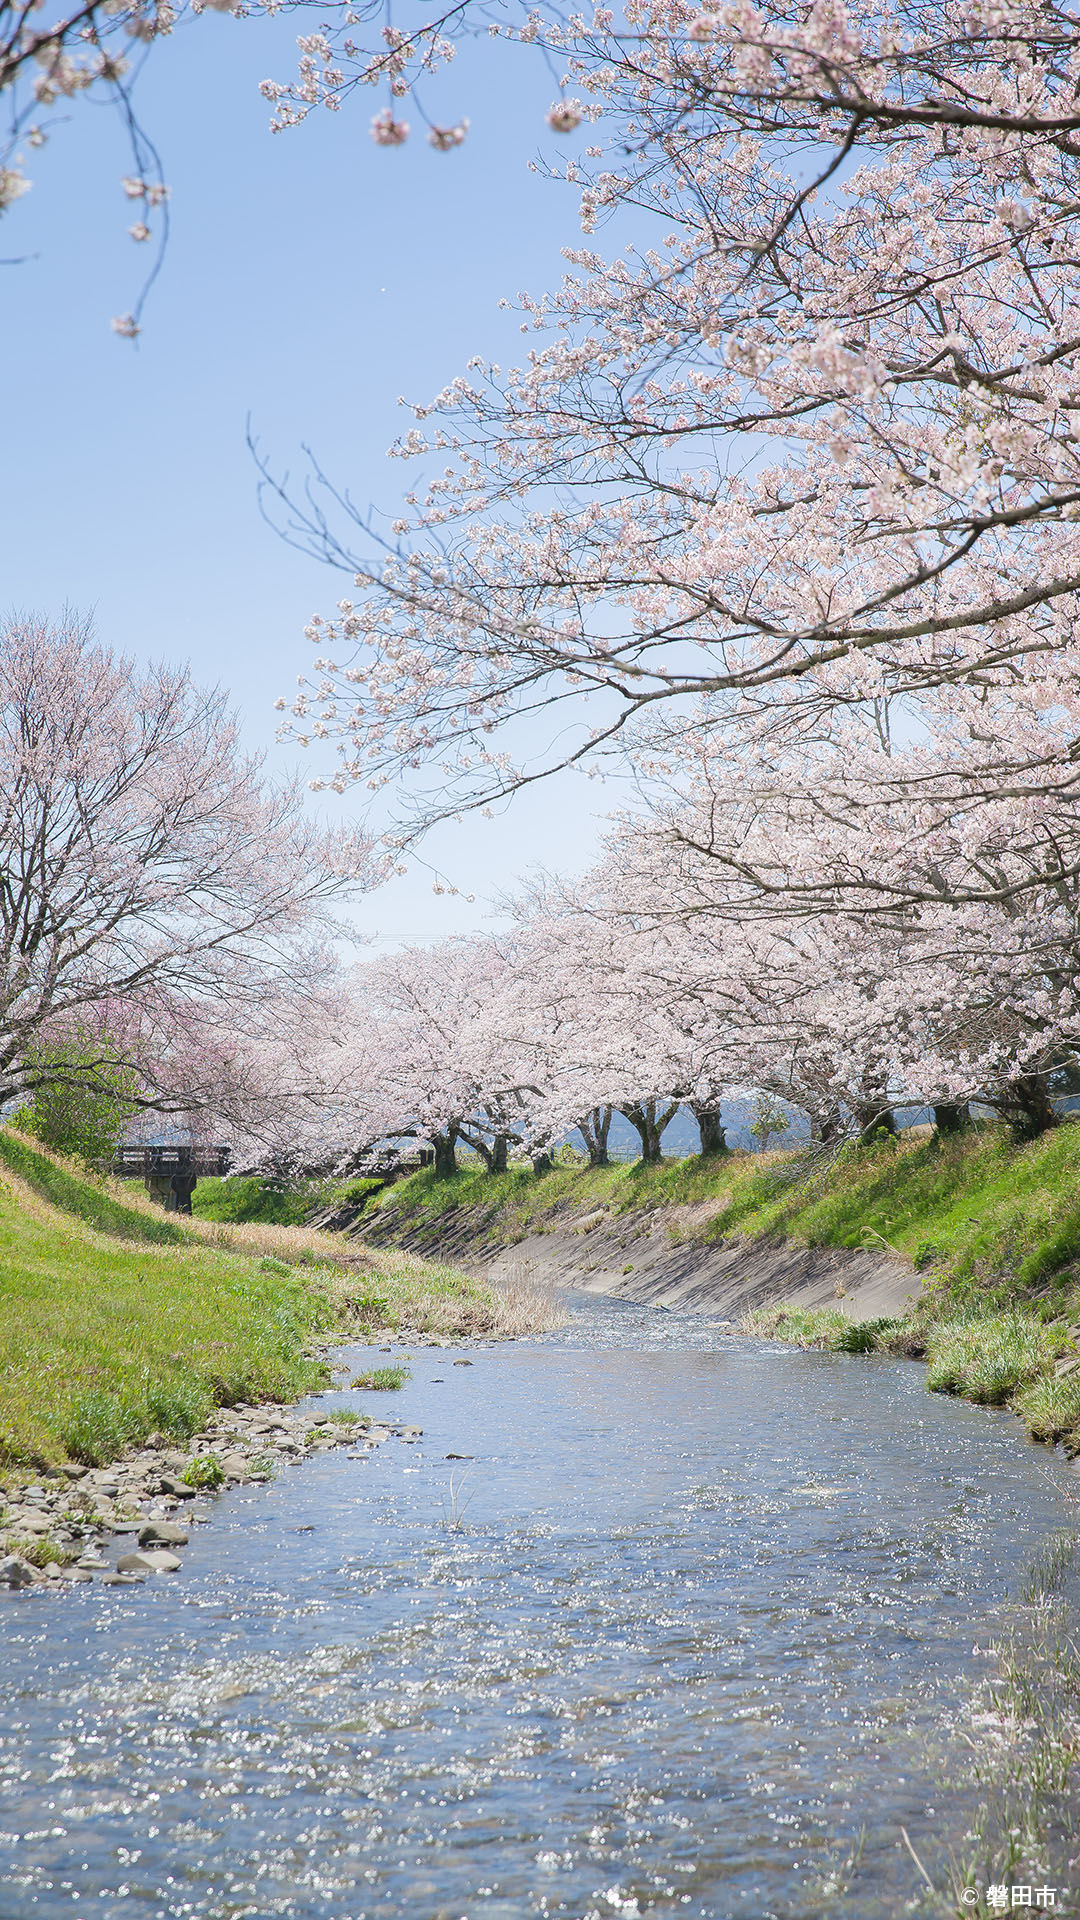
top-left (7, 1510), bottom-right (53, 1535)
top-left (117, 1549), bottom-right (182, 1574)
top-left (0, 1554), bottom-right (40, 1588)
top-left (157, 1475), bottom-right (197, 1499)
top-left (138, 1522), bottom-right (189, 1549)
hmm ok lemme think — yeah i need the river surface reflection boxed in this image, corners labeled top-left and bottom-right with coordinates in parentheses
top-left (0, 1291), bottom-right (1077, 1919)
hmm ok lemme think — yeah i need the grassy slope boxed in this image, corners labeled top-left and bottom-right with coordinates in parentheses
top-left (372, 1125), bottom-right (1080, 1312)
top-left (0, 1157), bottom-right (332, 1468)
top-left (0, 1134), bottom-right (531, 1470)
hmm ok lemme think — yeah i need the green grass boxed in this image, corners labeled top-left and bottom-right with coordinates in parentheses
top-left (352, 1364), bottom-right (410, 1390)
top-left (0, 1129), bottom-right (550, 1471)
top-left (747, 1303), bottom-right (1080, 1447)
top-left (0, 1130), bottom-right (187, 1245)
top-left (923, 1312), bottom-right (1069, 1405)
top-left (190, 1175), bottom-right (317, 1227)
top-left (0, 1132), bottom-right (339, 1466)
top-left (191, 1173), bottom-right (385, 1228)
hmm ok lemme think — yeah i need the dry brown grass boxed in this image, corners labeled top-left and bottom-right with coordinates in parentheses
top-left (487, 1258), bottom-right (568, 1336)
top-left (184, 1210), bottom-right (565, 1339)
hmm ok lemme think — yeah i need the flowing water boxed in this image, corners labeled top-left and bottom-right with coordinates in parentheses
top-left (1, 1292), bottom-right (1077, 1920)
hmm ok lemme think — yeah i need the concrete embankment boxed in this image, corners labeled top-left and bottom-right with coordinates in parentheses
top-left (354, 1200), bottom-right (921, 1323)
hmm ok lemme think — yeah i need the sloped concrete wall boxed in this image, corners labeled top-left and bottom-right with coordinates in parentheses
top-left (355, 1200), bottom-right (920, 1322)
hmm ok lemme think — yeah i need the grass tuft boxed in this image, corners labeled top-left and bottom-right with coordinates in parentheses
top-left (352, 1365), bottom-right (410, 1390)
top-left (744, 1306), bottom-right (903, 1353)
top-left (923, 1313), bottom-right (1068, 1405)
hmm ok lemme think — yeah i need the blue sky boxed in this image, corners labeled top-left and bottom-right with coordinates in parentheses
top-left (0, 11), bottom-right (622, 950)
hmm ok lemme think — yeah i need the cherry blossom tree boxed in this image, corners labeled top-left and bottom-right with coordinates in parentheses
top-left (262, 0), bottom-right (1080, 894)
top-left (0, 612), bottom-right (377, 1113)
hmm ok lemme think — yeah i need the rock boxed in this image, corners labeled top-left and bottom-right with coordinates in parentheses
top-left (0, 1554), bottom-right (39, 1588)
top-left (157, 1475), bottom-right (197, 1499)
top-left (103, 1572), bottom-right (145, 1586)
top-left (61, 1566), bottom-right (94, 1582)
top-left (219, 1453), bottom-right (250, 1481)
top-left (43, 1562), bottom-right (63, 1579)
top-left (77, 1555), bottom-right (109, 1570)
top-left (138, 1522), bottom-right (189, 1548)
top-left (12, 1511), bottom-right (53, 1535)
top-left (453, 1359), bottom-right (474, 1366)
top-left (117, 1549), bottom-right (182, 1574)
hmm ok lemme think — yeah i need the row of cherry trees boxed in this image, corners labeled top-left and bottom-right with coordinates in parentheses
top-left (233, 743), bottom-right (1080, 1171)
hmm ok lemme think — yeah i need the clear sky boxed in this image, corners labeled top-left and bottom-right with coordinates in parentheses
top-left (0, 12), bottom-right (624, 951)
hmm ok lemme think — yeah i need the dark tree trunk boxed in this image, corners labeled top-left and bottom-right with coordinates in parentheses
top-left (457, 1125), bottom-right (512, 1173)
top-left (933, 1102), bottom-right (971, 1136)
top-left (692, 1103), bottom-right (728, 1156)
top-left (996, 1074), bottom-right (1059, 1140)
top-left (855, 1098), bottom-right (896, 1139)
top-left (578, 1105), bottom-right (612, 1167)
top-left (621, 1098), bottom-right (680, 1165)
top-left (431, 1127), bottom-right (459, 1178)
top-left (532, 1149), bottom-right (553, 1174)
top-left (811, 1109), bottom-right (844, 1144)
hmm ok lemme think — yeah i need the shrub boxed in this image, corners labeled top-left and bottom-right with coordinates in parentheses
top-left (60, 1375), bottom-right (211, 1464)
top-left (182, 1452), bottom-right (225, 1489)
top-left (13, 1026), bottom-right (138, 1164)
top-left (61, 1388), bottom-right (140, 1465)
top-left (5, 1535), bottom-right (76, 1568)
top-left (831, 1315), bottom-right (901, 1353)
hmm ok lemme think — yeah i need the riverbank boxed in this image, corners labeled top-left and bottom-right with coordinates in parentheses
top-left (334, 1126), bottom-right (1080, 1453)
top-left (0, 1129), bottom-right (551, 1473)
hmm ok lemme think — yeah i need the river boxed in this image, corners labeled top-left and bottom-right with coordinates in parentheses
top-left (0, 1291), bottom-right (1076, 1919)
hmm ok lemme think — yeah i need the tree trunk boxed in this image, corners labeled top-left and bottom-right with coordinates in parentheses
top-left (532, 1149), bottom-right (553, 1174)
top-left (621, 1098), bottom-right (680, 1165)
top-left (431, 1127), bottom-right (458, 1178)
top-left (997, 1074), bottom-right (1059, 1140)
top-left (855, 1096), bottom-right (896, 1139)
top-left (578, 1105), bottom-right (612, 1167)
top-left (490, 1131), bottom-right (509, 1175)
top-left (933, 1102), bottom-right (971, 1135)
top-left (811, 1109), bottom-right (844, 1144)
top-left (692, 1103), bottom-right (727, 1157)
